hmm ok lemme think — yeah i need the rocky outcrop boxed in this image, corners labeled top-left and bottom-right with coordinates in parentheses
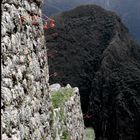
top-left (45, 5), bottom-right (140, 140)
top-left (1, 0), bottom-right (85, 140)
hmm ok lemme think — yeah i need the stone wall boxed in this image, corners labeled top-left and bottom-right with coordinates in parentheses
top-left (64, 92), bottom-right (85, 140)
top-left (50, 85), bottom-right (85, 140)
top-left (1, 0), bottom-right (85, 140)
top-left (1, 0), bottom-right (52, 139)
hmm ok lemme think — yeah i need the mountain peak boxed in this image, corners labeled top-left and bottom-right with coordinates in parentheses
top-left (42, 0), bottom-right (140, 43)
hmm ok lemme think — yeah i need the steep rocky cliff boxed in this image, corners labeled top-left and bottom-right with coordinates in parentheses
top-left (45, 5), bottom-right (140, 140)
top-left (1, 0), bottom-right (85, 140)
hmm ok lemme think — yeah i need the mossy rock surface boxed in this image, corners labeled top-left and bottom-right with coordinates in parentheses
top-left (50, 87), bottom-right (74, 108)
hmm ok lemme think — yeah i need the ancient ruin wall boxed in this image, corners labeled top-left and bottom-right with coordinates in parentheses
top-left (50, 85), bottom-right (85, 140)
top-left (1, 0), bottom-right (86, 140)
top-left (1, 0), bottom-right (53, 139)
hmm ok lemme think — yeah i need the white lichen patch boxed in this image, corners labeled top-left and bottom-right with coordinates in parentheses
top-left (85, 128), bottom-right (95, 140)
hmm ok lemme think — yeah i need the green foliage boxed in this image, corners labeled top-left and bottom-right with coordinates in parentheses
top-left (62, 130), bottom-right (69, 140)
top-left (50, 88), bottom-right (74, 108)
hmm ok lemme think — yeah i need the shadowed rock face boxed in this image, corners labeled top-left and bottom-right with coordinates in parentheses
top-left (45, 5), bottom-right (140, 140)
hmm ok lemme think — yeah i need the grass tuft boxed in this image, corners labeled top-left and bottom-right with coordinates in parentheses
top-left (50, 88), bottom-right (74, 108)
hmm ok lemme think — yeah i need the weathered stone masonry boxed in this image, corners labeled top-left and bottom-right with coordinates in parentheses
top-left (50, 85), bottom-right (85, 140)
top-left (1, 0), bottom-right (52, 139)
top-left (1, 0), bottom-right (85, 140)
